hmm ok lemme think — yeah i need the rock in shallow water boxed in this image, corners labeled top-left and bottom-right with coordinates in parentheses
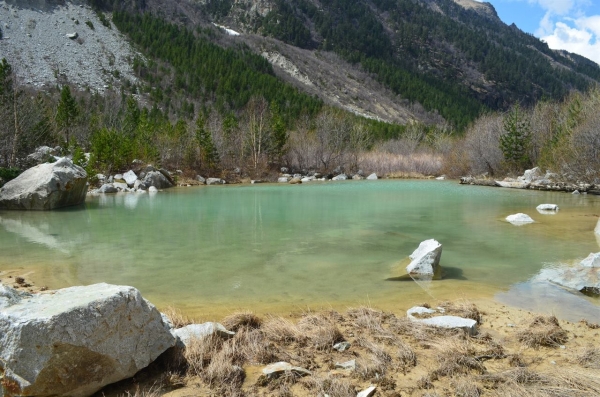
top-left (0, 158), bottom-right (87, 210)
top-left (406, 239), bottom-right (442, 276)
top-left (0, 283), bottom-right (176, 397)
top-left (506, 213), bottom-right (534, 225)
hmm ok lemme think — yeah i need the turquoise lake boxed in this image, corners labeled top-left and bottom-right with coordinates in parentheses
top-left (1, 180), bottom-right (599, 318)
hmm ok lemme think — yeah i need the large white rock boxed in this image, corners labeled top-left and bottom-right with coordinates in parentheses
top-left (332, 174), bottom-right (348, 181)
top-left (595, 218), bottom-right (600, 236)
top-left (366, 173), bottom-right (378, 180)
top-left (206, 178), bottom-right (226, 185)
top-left (0, 283), bottom-right (176, 397)
top-left (522, 167), bottom-right (542, 182)
top-left (123, 170), bottom-right (138, 187)
top-left (580, 252), bottom-right (600, 268)
top-left (506, 213), bottom-right (534, 225)
top-left (406, 239), bottom-right (442, 275)
top-left (0, 158), bottom-right (87, 210)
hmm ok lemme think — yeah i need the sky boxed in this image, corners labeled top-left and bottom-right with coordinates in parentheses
top-left (485, 0), bottom-right (600, 65)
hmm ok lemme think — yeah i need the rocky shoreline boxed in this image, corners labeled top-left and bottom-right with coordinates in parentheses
top-left (460, 167), bottom-right (600, 195)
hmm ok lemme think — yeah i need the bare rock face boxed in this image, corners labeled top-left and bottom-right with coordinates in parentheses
top-left (0, 158), bottom-right (87, 210)
top-left (406, 239), bottom-right (442, 275)
top-left (0, 283), bottom-right (176, 397)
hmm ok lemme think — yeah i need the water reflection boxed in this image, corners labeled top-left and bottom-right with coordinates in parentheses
top-left (0, 210), bottom-right (90, 254)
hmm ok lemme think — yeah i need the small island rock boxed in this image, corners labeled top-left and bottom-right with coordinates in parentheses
top-left (506, 213), bottom-right (534, 225)
top-left (406, 239), bottom-right (442, 276)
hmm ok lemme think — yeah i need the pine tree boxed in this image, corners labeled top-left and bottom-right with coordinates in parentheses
top-left (195, 113), bottom-right (219, 170)
top-left (270, 101), bottom-right (288, 161)
top-left (56, 85), bottom-right (79, 146)
top-left (500, 103), bottom-right (531, 171)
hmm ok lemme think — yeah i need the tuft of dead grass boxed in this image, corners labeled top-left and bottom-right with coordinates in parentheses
top-left (439, 300), bottom-right (483, 324)
top-left (161, 306), bottom-right (194, 329)
top-left (262, 316), bottom-right (307, 345)
top-left (298, 314), bottom-right (344, 350)
top-left (451, 376), bottom-right (481, 397)
top-left (576, 346), bottom-right (600, 369)
top-left (301, 373), bottom-right (356, 397)
top-left (222, 310), bottom-right (262, 332)
top-left (516, 315), bottom-right (568, 348)
top-left (423, 339), bottom-right (487, 386)
top-left (183, 335), bottom-right (224, 377)
top-left (396, 340), bottom-right (417, 373)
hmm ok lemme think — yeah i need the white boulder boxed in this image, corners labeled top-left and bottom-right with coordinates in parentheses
top-left (406, 306), bottom-right (477, 336)
top-left (366, 173), bottom-right (378, 180)
top-left (332, 174), bottom-right (347, 181)
top-left (0, 158), bottom-right (87, 210)
top-left (536, 204), bottom-right (559, 211)
top-left (522, 167), bottom-right (542, 182)
top-left (580, 252), bottom-right (600, 268)
top-left (506, 213), bottom-right (534, 225)
top-left (495, 181), bottom-right (530, 189)
top-left (406, 239), bottom-right (442, 276)
top-left (123, 170), bottom-right (138, 187)
top-left (0, 283), bottom-right (176, 397)
top-left (206, 178), bottom-right (226, 185)
top-left (278, 176), bottom-right (290, 183)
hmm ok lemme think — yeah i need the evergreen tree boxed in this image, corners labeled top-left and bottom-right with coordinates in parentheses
top-left (195, 113), bottom-right (219, 169)
top-left (270, 101), bottom-right (288, 160)
top-left (56, 86), bottom-right (79, 145)
top-left (500, 103), bottom-right (531, 170)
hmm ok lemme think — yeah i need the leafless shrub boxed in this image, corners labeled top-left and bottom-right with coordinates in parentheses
top-left (462, 113), bottom-right (504, 176)
top-left (516, 315), bottom-right (568, 348)
top-left (301, 373), bottom-right (356, 397)
top-left (358, 150), bottom-right (443, 176)
top-left (222, 310), bottom-right (262, 332)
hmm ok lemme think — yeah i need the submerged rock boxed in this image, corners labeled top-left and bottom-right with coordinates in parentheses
top-left (506, 213), bottom-right (534, 225)
top-left (536, 204), bottom-right (559, 211)
top-left (0, 283), bottom-right (175, 397)
top-left (580, 252), bottom-right (600, 268)
top-left (406, 239), bottom-right (442, 276)
top-left (0, 158), bottom-right (87, 210)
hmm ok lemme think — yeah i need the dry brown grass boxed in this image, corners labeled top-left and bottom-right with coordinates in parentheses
top-left (297, 314), bottom-right (344, 350)
top-left (429, 339), bottom-right (487, 380)
top-left (300, 373), bottom-right (356, 397)
top-left (451, 376), bottom-right (482, 397)
top-left (262, 316), bottom-right (307, 345)
top-left (183, 335), bottom-right (224, 377)
top-left (576, 346), bottom-right (600, 369)
top-left (161, 306), bottom-right (194, 329)
top-left (396, 340), bottom-right (417, 373)
top-left (222, 310), bottom-right (262, 332)
top-left (439, 300), bottom-right (484, 324)
top-left (516, 315), bottom-right (568, 348)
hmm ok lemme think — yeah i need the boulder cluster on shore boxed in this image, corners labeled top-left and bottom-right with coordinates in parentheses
top-left (460, 167), bottom-right (600, 195)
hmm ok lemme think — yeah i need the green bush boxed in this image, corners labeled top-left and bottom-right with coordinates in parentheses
top-left (0, 167), bottom-right (21, 183)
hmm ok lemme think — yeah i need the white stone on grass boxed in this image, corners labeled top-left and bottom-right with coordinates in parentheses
top-left (406, 306), bottom-right (437, 319)
top-left (506, 213), bottom-right (534, 225)
top-left (357, 385), bottom-right (377, 397)
top-left (262, 362), bottom-right (311, 378)
top-left (418, 316), bottom-right (478, 336)
top-left (406, 239), bottom-right (442, 276)
top-left (335, 359), bottom-right (356, 370)
top-left (174, 322), bottom-right (235, 347)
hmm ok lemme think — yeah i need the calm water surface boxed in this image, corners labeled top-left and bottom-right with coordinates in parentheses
top-left (1, 180), bottom-right (599, 317)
